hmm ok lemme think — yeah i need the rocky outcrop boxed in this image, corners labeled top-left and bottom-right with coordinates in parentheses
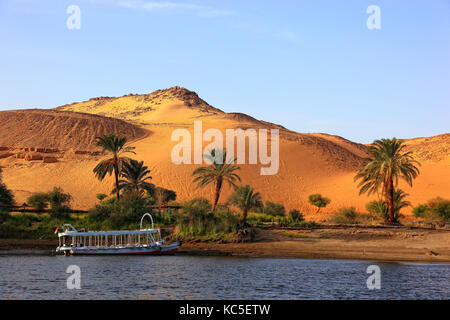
top-left (25, 153), bottom-right (44, 161)
top-left (0, 152), bottom-right (13, 159)
top-left (43, 156), bottom-right (58, 163)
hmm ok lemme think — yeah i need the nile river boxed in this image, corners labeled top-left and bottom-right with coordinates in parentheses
top-left (0, 255), bottom-right (448, 299)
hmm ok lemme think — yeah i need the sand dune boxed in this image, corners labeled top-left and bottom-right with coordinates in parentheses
top-left (1, 87), bottom-right (449, 219)
top-left (0, 109), bottom-right (147, 151)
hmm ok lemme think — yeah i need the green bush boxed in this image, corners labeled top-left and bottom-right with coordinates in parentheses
top-left (176, 199), bottom-right (240, 242)
top-left (288, 209), bottom-right (304, 222)
top-left (26, 187), bottom-right (72, 218)
top-left (47, 187), bottom-right (71, 210)
top-left (328, 207), bottom-right (377, 225)
top-left (96, 193), bottom-right (107, 201)
top-left (27, 193), bottom-right (50, 211)
top-left (413, 204), bottom-right (429, 218)
top-left (432, 201), bottom-right (450, 222)
top-left (0, 182), bottom-right (14, 206)
top-left (246, 212), bottom-right (316, 228)
top-left (182, 197), bottom-right (212, 216)
top-left (264, 201), bottom-right (285, 216)
top-left (414, 198), bottom-right (450, 222)
top-left (88, 196), bottom-right (156, 229)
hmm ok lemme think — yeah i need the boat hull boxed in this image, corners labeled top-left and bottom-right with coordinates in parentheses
top-left (61, 242), bottom-right (181, 256)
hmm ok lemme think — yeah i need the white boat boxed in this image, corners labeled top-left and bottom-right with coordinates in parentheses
top-left (55, 213), bottom-right (181, 256)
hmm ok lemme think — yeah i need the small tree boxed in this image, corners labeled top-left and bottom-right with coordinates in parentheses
top-left (27, 193), bottom-right (50, 211)
top-left (192, 149), bottom-right (241, 211)
top-left (154, 187), bottom-right (177, 215)
top-left (308, 194), bottom-right (330, 213)
top-left (112, 159), bottom-right (154, 199)
top-left (264, 201), bottom-right (285, 216)
top-left (47, 187), bottom-right (72, 218)
top-left (96, 193), bottom-right (107, 201)
top-left (0, 167), bottom-right (14, 207)
top-left (414, 197), bottom-right (450, 222)
top-left (93, 134), bottom-right (136, 201)
top-left (288, 209), bottom-right (304, 222)
top-left (228, 185), bottom-right (263, 225)
top-left (354, 138), bottom-right (420, 223)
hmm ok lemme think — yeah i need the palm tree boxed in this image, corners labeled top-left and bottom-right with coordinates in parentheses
top-left (93, 134), bottom-right (136, 201)
top-left (112, 159), bottom-right (154, 199)
top-left (192, 149), bottom-right (241, 211)
top-left (354, 138), bottom-right (420, 223)
top-left (366, 188), bottom-right (411, 221)
top-left (392, 189), bottom-right (411, 218)
top-left (228, 185), bottom-right (263, 225)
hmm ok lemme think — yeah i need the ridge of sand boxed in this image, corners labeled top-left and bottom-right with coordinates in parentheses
top-left (0, 109), bottom-right (147, 151)
top-left (55, 86), bottom-right (223, 123)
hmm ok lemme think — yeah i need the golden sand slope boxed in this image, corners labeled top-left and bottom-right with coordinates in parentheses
top-left (1, 87), bottom-right (449, 219)
top-left (0, 109), bottom-right (147, 151)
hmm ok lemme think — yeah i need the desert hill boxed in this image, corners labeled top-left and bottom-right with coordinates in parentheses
top-left (1, 87), bottom-right (449, 218)
top-left (0, 109), bottom-right (147, 152)
top-left (56, 86), bottom-right (223, 124)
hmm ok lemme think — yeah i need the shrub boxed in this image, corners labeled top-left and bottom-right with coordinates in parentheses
top-left (26, 187), bottom-right (72, 218)
top-left (328, 207), bottom-right (366, 225)
top-left (182, 197), bottom-right (212, 216)
top-left (308, 194), bottom-right (330, 213)
top-left (96, 193), bottom-right (107, 201)
top-left (27, 193), bottom-right (50, 211)
top-left (88, 196), bottom-right (154, 229)
top-left (47, 187), bottom-right (71, 210)
top-left (47, 187), bottom-right (72, 219)
top-left (176, 198), bottom-right (240, 242)
top-left (0, 182), bottom-right (14, 206)
top-left (414, 198), bottom-right (450, 222)
top-left (366, 200), bottom-right (386, 216)
top-left (246, 212), bottom-right (316, 228)
top-left (154, 187), bottom-right (177, 205)
top-left (264, 201), bottom-right (285, 216)
top-left (288, 209), bottom-right (304, 222)
top-left (413, 204), bottom-right (429, 218)
top-left (432, 200), bottom-right (450, 222)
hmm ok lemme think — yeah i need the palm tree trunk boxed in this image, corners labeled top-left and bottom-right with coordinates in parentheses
top-left (241, 207), bottom-right (248, 224)
top-left (212, 178), bottom-right (223, 211)
top-left (114, 158), bottom-right (120, 201)
top-left (387, 177), bottom-right (394, 223)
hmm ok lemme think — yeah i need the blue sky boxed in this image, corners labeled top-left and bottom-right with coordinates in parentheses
top-left (0, 0), bottom-right (449, 143)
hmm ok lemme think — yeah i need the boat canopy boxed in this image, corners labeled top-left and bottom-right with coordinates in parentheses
top-left (58, 229), bottom-right (157, 237)
top-left (57, 213), bottom-right (158, 237)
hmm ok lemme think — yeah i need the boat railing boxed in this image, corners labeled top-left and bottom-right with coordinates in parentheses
top-left (62, 223), bottom-right (78, 233)
top-left (140, 213), bottom-right (154, 230)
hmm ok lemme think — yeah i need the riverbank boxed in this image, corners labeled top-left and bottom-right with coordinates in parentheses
top-left (178, 227), bottom-right (450, 263)
top-left (1, 226), bottom-right (449, 262)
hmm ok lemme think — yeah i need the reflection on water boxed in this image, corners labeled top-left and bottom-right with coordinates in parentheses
top-left (0, 255), bottom-right (448, 299)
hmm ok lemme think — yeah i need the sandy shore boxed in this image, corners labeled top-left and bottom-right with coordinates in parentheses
top-left (1, 226), bottom-right (449, 262)
top-left (178, 227), bottom-right (450, 263)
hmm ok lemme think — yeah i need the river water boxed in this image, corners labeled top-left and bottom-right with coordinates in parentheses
top-left (0, 255), bottom-right (448, 299)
